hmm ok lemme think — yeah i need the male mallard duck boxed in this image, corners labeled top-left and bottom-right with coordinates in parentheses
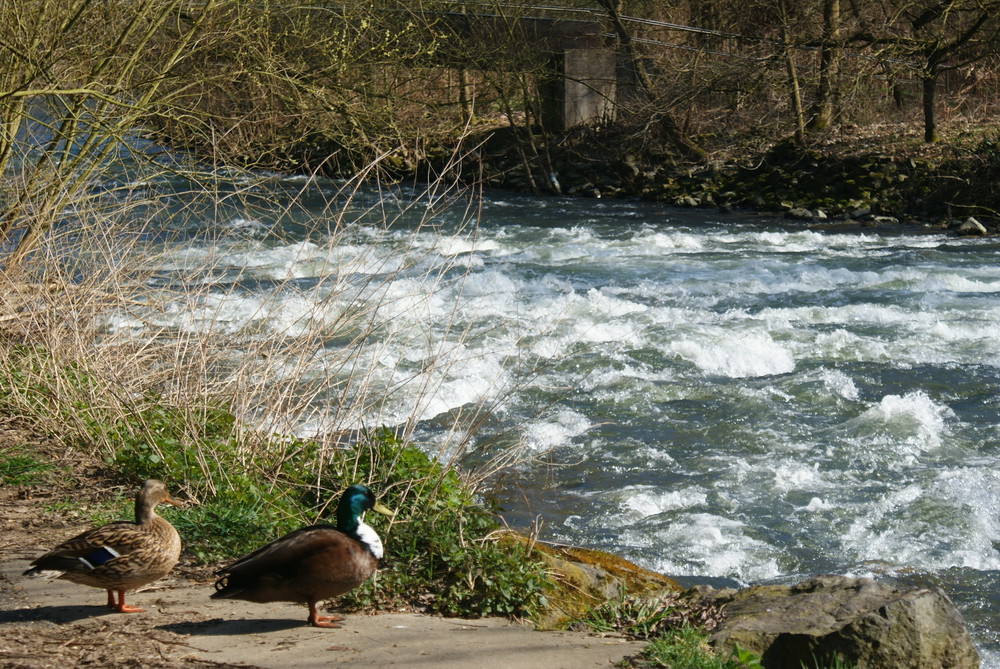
top-left (211, 483), bottom-right (392, 628)
top-left (23, 479), bottom-right (182, 613)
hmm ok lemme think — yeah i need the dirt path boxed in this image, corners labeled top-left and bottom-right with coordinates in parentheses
top-left (0, 558), bottom-right (643, 669)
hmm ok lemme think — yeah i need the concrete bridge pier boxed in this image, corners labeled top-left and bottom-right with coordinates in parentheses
top-left (540, 48), bottom-right (617, 131)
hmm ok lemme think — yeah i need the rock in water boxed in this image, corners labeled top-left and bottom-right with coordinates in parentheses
top-left (694, 575), bottom-right (979, 669)
top-left (954, 217), bottom-right (988, 236)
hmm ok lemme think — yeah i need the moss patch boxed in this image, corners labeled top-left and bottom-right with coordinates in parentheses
top-left (505, 535), bottom-right (680, 630)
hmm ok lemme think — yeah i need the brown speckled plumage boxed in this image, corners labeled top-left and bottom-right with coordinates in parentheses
top-left (23, 479), bottom-right (182, 613)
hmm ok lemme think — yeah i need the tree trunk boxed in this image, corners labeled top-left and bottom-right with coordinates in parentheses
top-left (807, 0), bottom-right (841, 130)
top-left (596, 0), bottom-right (706, 162)
top-left (922, 74), bottom-right (938, 142)
top-left (459, 69), bottom-right (474, 125)
top-left (689, 0), bottom-right (720, 47)
top-left (779, 0), bottom-right (806, 145)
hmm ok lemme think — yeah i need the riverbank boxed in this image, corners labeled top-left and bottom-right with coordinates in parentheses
top-left (434, 118), bottom-right (1000, 235)
top-left (0, 422), bottom-right (646, 669)
top-left (3, 567), bottom-right (643, 669)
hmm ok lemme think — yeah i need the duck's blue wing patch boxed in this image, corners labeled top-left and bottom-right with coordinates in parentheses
top-left (79, 545), bottom-right (121, 569)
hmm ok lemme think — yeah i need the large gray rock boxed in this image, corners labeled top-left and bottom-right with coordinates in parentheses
top-left (694, 575), bottom-right (979, 669)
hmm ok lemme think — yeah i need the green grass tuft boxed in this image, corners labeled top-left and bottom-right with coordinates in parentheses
top-left (581, 595), bottom-right (761, 669)
top-left (0, 446), bottom-right (52, 485)
top-left (629, 626), bottom-right (761, 669)
top-left (581, 592), bottom-right (726, 641)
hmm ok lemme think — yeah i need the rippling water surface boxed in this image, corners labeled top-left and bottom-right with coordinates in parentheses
top-left (109, 178), bottom-right (1000, 664)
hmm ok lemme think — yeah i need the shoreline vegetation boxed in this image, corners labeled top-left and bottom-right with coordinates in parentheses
top-left (2, 2), bottom-right (996, 667)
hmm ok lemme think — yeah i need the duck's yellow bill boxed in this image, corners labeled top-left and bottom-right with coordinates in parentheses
top-left (373, 502), bottom-right (394, 517)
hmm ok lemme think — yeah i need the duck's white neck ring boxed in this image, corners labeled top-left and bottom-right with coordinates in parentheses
top-left (355, 520), bottom-right (384, 559)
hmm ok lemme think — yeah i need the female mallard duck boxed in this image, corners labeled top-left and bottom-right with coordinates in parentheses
top-left (23, 479), bottom-right (182, 613)
top-left (211, 483), bottom-right (392, 628)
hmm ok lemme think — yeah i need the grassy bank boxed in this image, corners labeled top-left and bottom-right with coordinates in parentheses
top-left (0, 340), bottom-right (547, 619)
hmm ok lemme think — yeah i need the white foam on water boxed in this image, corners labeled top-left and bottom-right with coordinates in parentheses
top-left (128, 277), bottom-right (391, 339)
top-left (109, 227), bottom-right (550, 435)
top-left (636, 513), bottom-right (783, 583)
top-left (521, 289), bottom-right (646, 359)
top-left (633, 229), bottom-right (705, 252)
top-left (933, 468), bottom-right (1000, 569)
top-left (371, 276), bottom-right (454, 328)
top-left (817, 368), bottom-right (860, 401)
top-left (811, 328), bottom-right (891, 361)
top-left (459, 269), bottom-right (519, 302)
top-left (918, 270), bottom-right (1000, 293)
top-left (432, 235), bottom-right (499, 257)
top-left (705, 228), bottom-right (901, 257)
top-left (842, 467), bottom-right (1000, 571)
top-left (521, 409), bottom-right (592, 452)
top-left (769, 462), bottom-right (826, 493)
top-left (154, 237), bottom-right (404, 281)
top-left (583, 287), bottom-right (650, 319)
top-left (272, 336), bottom-right (517, 432)
top-left (669, 329), bottom-right (796, 378)
top-left (164, 292), bottom-right (269, 335)
top-left (780, 302), bottom-right (922, 327)
top-left (981, 649), bottom-right (1000, 669)
top-left (851, 391), bottom-right (954, 453)
top-left (801, 319), bottom-right (999, 367)
top-left (574, 318), bottom-right (642, 347)
top-left (618, 485), bottom-right (709, 520)
top-left (222, 216), bottom-right (272, 238)
top-left (710, 229), bottom-right (825, 253)
top-left (750, 266), bottom-right (887, 296)
top-left (235, 241), bottom-right (329, 280)
top-left (514, 227), bottom-right (602, 263)
top-left (411, 369), bottom-right (510, 424)
top-left (633, 444), bottom-right (680, 464)
top-left (797, 497), bottom-right (834, 512)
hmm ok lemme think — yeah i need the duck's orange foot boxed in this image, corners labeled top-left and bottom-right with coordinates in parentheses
top-left (108, 590), bottom-right (144, 613)
top-left (308, 603), bottom-right (344, 628)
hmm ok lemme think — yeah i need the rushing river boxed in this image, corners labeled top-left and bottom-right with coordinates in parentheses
top-left (104, 175), bottom-right (999, 664)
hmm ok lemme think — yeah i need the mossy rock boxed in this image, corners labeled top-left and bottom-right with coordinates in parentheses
top-left (503, 534), bottom-right (681, 630)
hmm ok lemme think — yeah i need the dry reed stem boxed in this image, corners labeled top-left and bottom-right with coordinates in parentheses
top-left (0, 143), bottom-right (562, 514)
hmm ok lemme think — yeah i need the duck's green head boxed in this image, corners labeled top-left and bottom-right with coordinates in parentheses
top-left (336, 484), bottom-right (393, 531)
